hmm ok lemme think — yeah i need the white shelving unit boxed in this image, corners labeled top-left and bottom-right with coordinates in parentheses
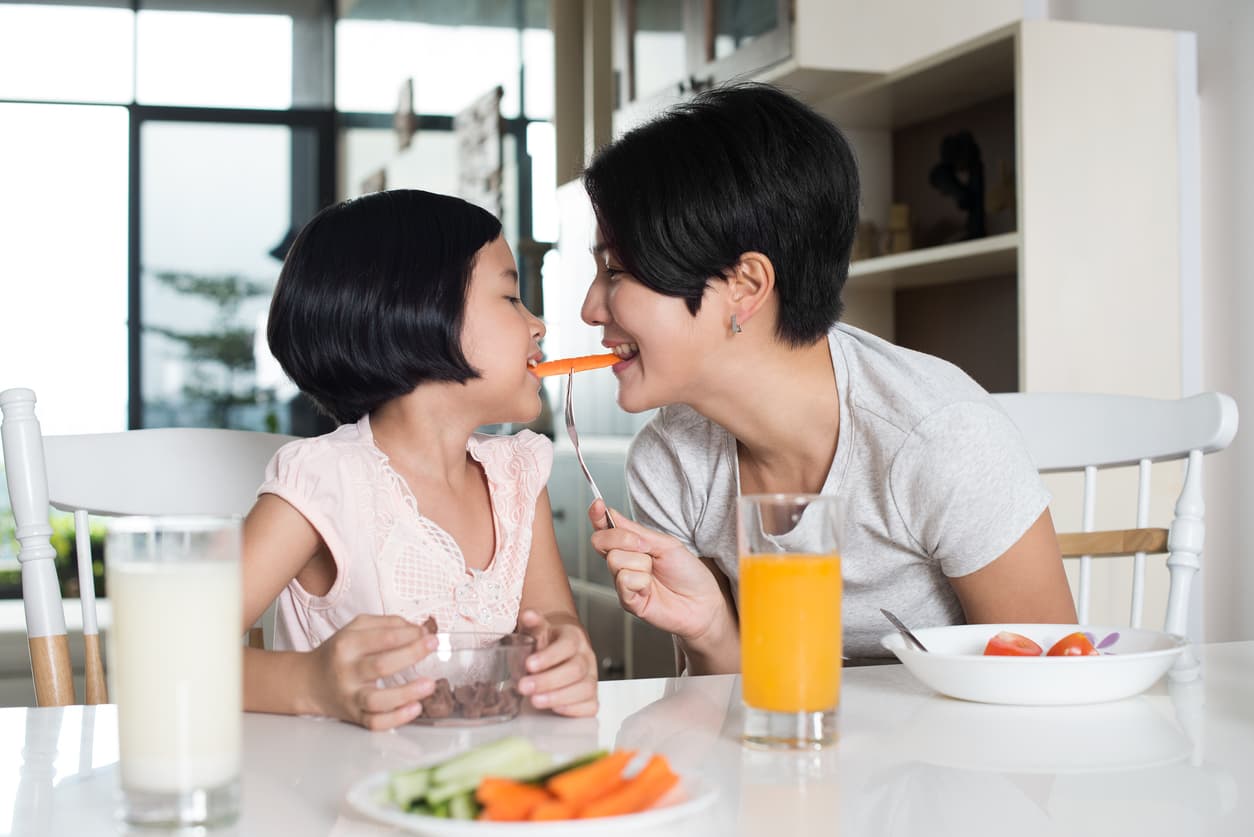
top-left (847, 232), bottom-right (1020, 290)
top-left (792, 20), bottom-right (1197, 400)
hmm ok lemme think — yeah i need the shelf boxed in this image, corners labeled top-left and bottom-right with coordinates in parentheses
top-left (847, 231), bottom-right (1019, 289)
top-left (756, 61), bottom-right (883, 107)
top-left (808, 25), bottom-right (1016, 131)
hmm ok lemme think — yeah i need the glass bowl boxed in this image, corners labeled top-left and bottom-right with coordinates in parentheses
top-left (402, 632), bottom-right (535, 726)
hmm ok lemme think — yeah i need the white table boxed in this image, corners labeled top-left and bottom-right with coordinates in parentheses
top-left (2, 642), bottom-right (1251, 836)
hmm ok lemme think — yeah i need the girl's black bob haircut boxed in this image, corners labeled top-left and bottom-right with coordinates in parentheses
top-left (583, 83), bottom-right (860, 346)
top-left (267, 188), bottom-right (502, 424)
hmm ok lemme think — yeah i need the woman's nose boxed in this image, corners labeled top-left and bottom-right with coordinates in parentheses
top-left (581, 276), bottom-right (609, 326)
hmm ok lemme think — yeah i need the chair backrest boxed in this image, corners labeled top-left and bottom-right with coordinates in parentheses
top-left (0, 387), bottom-right (295, 706)
top-left (993, 392), bottom-right (1238, 637)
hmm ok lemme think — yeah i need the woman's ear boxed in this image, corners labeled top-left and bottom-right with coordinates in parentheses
top-left (726, 251), bottom-right (775, 329)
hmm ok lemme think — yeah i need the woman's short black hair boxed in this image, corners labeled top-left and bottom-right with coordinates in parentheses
top-left (267, 189), bottom-right (502, 424)
top-left (583, 83), bottom-right (859, 346)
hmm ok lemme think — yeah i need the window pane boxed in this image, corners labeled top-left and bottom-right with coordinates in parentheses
top-left (522, 27), bottom-right (553, 119)
top-left (712, 0), bottom-right (779, 61)
top-left (0, 5), bottom-right (134, 103)
top-left (136, 10), bottom-right (292, 109)
top-left (633, 0), bottom-right (686, 101)
top-left (527, 121), bottom-right (557, 243)
top-left (140, 121), bottom-right (293, 430)
top-left (341, 127), bottom-right (460, 201)
top-left (0, 103), bottom-right (129, 435)
top-left (335, 19), bottom-right (521, 116)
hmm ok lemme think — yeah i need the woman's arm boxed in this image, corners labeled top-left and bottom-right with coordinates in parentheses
top-left (589, 500), bottom-right (741, 675)
top-left (947, 508), bottom-right (1077, 623)
top-left (516, 489), bottom-right (598, 716)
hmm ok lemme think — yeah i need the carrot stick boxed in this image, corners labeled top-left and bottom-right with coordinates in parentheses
top-left (474, 779), bottom-right (553, 821)
top-left (529, 799), bottom-right (577, 821)
top-left (545, 749), bottom-right (636, 807)
top-left (578, 755), bottom-right (679, 819)
top-left (532, 353), bottom-right (619, 378)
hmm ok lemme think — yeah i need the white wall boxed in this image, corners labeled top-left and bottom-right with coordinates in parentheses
top-left (1048, 0), bottom-right (1254, 641)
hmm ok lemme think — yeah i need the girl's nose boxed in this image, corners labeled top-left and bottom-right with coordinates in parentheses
top-left (530, 310), bottom-right (547, 340)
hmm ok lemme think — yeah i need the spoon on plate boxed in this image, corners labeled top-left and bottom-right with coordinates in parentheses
top-left (880, 608), bottom-right (929, 652)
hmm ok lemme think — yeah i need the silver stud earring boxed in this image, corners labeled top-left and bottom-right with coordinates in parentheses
top-left (731, 314), bottom-right (743, 334)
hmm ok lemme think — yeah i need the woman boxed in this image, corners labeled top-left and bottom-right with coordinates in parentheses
top-left (581, 84), bottom-right (1075, 673)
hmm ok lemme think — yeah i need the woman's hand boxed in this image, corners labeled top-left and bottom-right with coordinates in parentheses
top-left (303, 614), bottom-right (439, 731)
top-left (588, 501), bottom-right (738, 668)
top-left (517, 609), bottom-right (598, 717)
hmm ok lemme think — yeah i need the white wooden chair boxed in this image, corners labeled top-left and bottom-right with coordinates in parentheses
top-left (993, 392), bottom-right (1238, 639)
top-left (0, 387), bottom-right (295, 706)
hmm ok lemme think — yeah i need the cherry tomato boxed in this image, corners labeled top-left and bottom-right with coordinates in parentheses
top-left (983, 631), bottom-right (1044, 656)
top-left (1046, 632), bottom-right (1101, 657)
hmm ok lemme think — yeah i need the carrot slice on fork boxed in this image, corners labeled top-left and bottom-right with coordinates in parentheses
top-left (532, 353), bottom-right (619, 378)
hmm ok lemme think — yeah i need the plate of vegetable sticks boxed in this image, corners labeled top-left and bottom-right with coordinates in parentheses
top-left (345, 736), bottom-right (716, 834)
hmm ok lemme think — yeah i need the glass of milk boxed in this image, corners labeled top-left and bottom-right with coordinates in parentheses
top-left (106, 516), bottom-right (242, 827)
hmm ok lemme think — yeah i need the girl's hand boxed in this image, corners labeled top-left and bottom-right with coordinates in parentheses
top-left (304, 614), bottom-right (439, 731)
top-left (588, 500), bottom-right (733, 647)
top-left (517, 609), bottom-right (598, 717)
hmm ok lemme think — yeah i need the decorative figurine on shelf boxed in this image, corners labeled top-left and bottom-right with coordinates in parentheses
top-left (929, 130), bottom-right (986, 241)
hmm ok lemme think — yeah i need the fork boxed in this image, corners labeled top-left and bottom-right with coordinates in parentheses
top-left (564, 369), bottom-right (616, 529)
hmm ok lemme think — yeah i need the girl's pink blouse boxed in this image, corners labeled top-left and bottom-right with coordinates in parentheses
top-left (257, 416), bottom-right (554, 651)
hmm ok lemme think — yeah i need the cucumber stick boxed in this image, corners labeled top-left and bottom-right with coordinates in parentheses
top-left (425, 750), bottom-right (552, 805)
top-left (431, 736), bottom-right (548, 786)
top-left (518, 749), bottom-right (609, 784)
top-left (388, 767), bottom-right (431, 809)
top-left (447, 792), bottom-right (479, 821)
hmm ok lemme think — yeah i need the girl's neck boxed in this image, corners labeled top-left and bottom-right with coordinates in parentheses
top-left (368, 390), bottom-right (478, 488)
top-left (690, 334), bottom-right (839, 492)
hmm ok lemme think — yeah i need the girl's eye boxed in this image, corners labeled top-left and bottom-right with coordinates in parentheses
top-left (506, 296), bottom-right (523, 304)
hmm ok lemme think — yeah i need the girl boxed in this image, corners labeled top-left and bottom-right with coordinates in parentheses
top-left (241, 189), bottom-right (597, 730)
top-left (580, 84), bottom-right (1077, 673)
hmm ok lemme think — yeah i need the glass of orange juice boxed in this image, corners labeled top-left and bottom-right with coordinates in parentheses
top-left (737, 493), bottom-right (844, 749)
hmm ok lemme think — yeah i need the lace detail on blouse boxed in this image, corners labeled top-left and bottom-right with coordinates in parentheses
top-left (258, 417), bottom-right (554, 652)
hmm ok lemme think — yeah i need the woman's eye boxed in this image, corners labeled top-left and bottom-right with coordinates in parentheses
top-left (605, 267), bottom-right (625, 280)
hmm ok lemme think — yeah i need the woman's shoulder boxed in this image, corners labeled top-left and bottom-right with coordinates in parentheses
top-left (832, 323), bottom-right (996, 434)
top-left (628, 405), bottom-right (728, 473)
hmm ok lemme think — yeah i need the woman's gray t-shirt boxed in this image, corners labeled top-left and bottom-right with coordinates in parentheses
top-left (625, 323), bottom-right (1050, 659)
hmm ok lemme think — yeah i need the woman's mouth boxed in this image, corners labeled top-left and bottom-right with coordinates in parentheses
top-left (610, 342), bottom-right (638, 361)
top-left (610, 342), bottom-right (638, 372)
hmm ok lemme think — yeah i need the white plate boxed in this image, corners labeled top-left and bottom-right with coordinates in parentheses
top-left (881, 624), bottom-right (1188, 705)
top-left (345, 766), bottom-right (717, 835)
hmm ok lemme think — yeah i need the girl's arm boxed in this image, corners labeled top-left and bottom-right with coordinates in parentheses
top-left (241, 495), bottom-right (437, 729)
top-left (948, 508), bottom-right (1078, 623)
top-left (515, 489), bottom-right (598, 716)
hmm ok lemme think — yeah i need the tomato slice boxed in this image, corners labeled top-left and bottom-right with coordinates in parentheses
top-left (983, 631), bottom-right (1044, 656)
top-left (1046, 632), bottom-right (1101, 657)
